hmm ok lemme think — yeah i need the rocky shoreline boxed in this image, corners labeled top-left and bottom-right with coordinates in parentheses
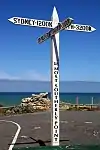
top-left (0, 92), bottom-right (100, 116)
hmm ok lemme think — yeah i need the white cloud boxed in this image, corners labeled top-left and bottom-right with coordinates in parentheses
top-left (0, 71), bottom-right (20, 80)
top-left (0, 70), bottom-right (50, 81)
top-left (20, 70), bottom-right (49, 81)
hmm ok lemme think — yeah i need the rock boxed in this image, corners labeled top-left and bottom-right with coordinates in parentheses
top-left (5, 109), bottom-right (12, 115)
top-left (20, 92), bottom-right (71, 112)
top-left (21, 92), bottom-right (51, 110)
top-left (0, 93), bottom-right (71, 116)
top-left (0, 104), bottom-right (3, 107)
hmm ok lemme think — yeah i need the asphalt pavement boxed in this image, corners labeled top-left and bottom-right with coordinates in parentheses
top-left (0, 111), bottom-right (100, 150)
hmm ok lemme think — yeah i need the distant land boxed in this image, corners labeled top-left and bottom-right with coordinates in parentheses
top-left (0, 79), bottom-right (100, 93)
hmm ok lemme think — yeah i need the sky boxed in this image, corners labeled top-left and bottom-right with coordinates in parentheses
top-left (0, 0), bottom-right (100, 81)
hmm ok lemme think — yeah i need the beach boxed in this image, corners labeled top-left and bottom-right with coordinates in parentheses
top-left (0, 111), bottom-right (100, 150)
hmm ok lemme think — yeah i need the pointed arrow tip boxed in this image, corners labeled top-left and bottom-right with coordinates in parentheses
top-left (91, 26), bottom-right (96, 32)
top-left (68, 17), bottom-right (74, 21)
top-left (51, 6), bottom-right (59, 22)
top-left (53, 6), bottom-right (57, 12)
top-left (93, 27), bottom-right (96, 31)
top-left (8, 17), bottom-right (14, 23)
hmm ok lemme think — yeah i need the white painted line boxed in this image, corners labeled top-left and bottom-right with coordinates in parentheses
top-left (71, 121), bottom-right (75, 122)
top-left (60, 121), bottom-right (68, 124)
top-left (84, 121), bottom-right (92, 124)
top-left (34, 126), bottom-right (41, 130)
top-left (21, 135), bottom-right (28, 139)
top-left (0, 120), bottom-right (21, 150)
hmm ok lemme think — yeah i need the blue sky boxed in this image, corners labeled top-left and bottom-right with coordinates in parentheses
top-left (0, 0), bottom-right (100, 81)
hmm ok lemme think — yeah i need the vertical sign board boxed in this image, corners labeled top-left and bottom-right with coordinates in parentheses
top-left (37, 16), bottom-right (74, 146)
top-left (51, 7), bottom-right (60, 146)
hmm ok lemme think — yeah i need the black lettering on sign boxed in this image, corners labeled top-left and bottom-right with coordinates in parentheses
top-left (54, 67), bottom-right (59, 70)
top-left (55, 103), bottom-right (57, 107)
top-left (45, 22), bottom-right (48, 27)
top-left (50, 29), bottom-right (55, 36)
top-left (55, 112), bottom-right (58, 116)
top-left (54, 91), bottom-right (58, 96)
top-left (38, 38), bottom-right (42, 43)
top-left (55, 108), bottom-right (57, 111)
top-left (55, 121), bottom-right (58, 125)
top-left (55, 95), bottom-right (58, 99)
top-left (38, 36), bottom-right (45, 43)
top-left (48, 30), bottom-right (52, 37)
top-left (55, 111), bottom-right (58, 116)
top-left (62, 20), bottom-right (67, 28)
top-left (54, 62), bottom-right (58, 65)
top-left (55, 138), bottom-right (58, 141)
top-left (63, 18), bottom-right (72, 28)
top-left (54, 125), bottom-right (58, 129)
top-left (79, 26), bottom-right (84, 30)
top-left (55, 111), bottom-right (57, 116)
top-left (48, 22), bottom-right (53, 28)
top-left (47, 32), bottom-right (51, 37)
top-left (52, 26), bottom-right (58, 35)
top-left (32, 20), bottom-right (35, 25)
top-left (55, 130), bottom-right (57, 133)
top-left (41, 21), bottom-right (46, 26)
top-left (54, 133), bottom-right (58, 137)
top-left (39, 21), bottom-right (42, 26)
top-left (57, 23), bottom-right (62, 30)
top-left (21, 19), bottom-right (25, 24)
top-left (54, 74), bottom-right (58, 78)
top-left (76, 25), bottom-right (79, 30)
top-left (24, 19), bottom-right (29, 24)
top-left (55, 96), bottom-right (58, 99)
top-left (54, 124), bottom-right (58, 129)
top-left (88, 26), bottom-right (91, 31)
top-left (54, 100), bottom-right (58, 103)
top-left (71, 25), bottom-right (75, 29)
top-left (14, 18), bottom-right (18, 23)
top-left (42, 33), bottom-right (48, 41)
top-left (37, 21), bottom-right (41, 26)
top-left (18, 18), bottom-right (20, 23)
top-left (82, 26), bottom-right (86, 31)
top-left (41, 36), bottom-right (44, 41)
top-left (55, 84), bottom-right (58, 88)
top-left (51, 23), bottom-right (62, 36)
top-left (55, 115), bottom-right (58, 119)
top-left (55, 79), bottom-right (57, 82)
top-left (54, 88), bottom-right (58, 92)
top-left (54, 71), bottom-right (58, 74)
top-left (86, 26), bottom-right (89, 31)
top-left (24, 19), bottom-right (31, 25)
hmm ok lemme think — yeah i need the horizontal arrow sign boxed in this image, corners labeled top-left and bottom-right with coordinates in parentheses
top-left (38, 17), bottom-right (74, 44)
top-left (8, 17), bottom-right (96, 32)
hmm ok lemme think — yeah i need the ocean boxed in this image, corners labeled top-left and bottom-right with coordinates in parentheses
top-left (0, 92), bottom-right (100, 107)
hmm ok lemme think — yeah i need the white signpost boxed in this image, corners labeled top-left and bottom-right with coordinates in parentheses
top-left (38, 16), bottom-right (73, 146)
top-left (8, 6), bottom-right (96, 147)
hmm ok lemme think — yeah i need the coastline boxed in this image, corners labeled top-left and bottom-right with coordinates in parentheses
top-left (0, 92), bottom-right (100, 116)
top-left (1, 92), bottom-right (100, 107)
